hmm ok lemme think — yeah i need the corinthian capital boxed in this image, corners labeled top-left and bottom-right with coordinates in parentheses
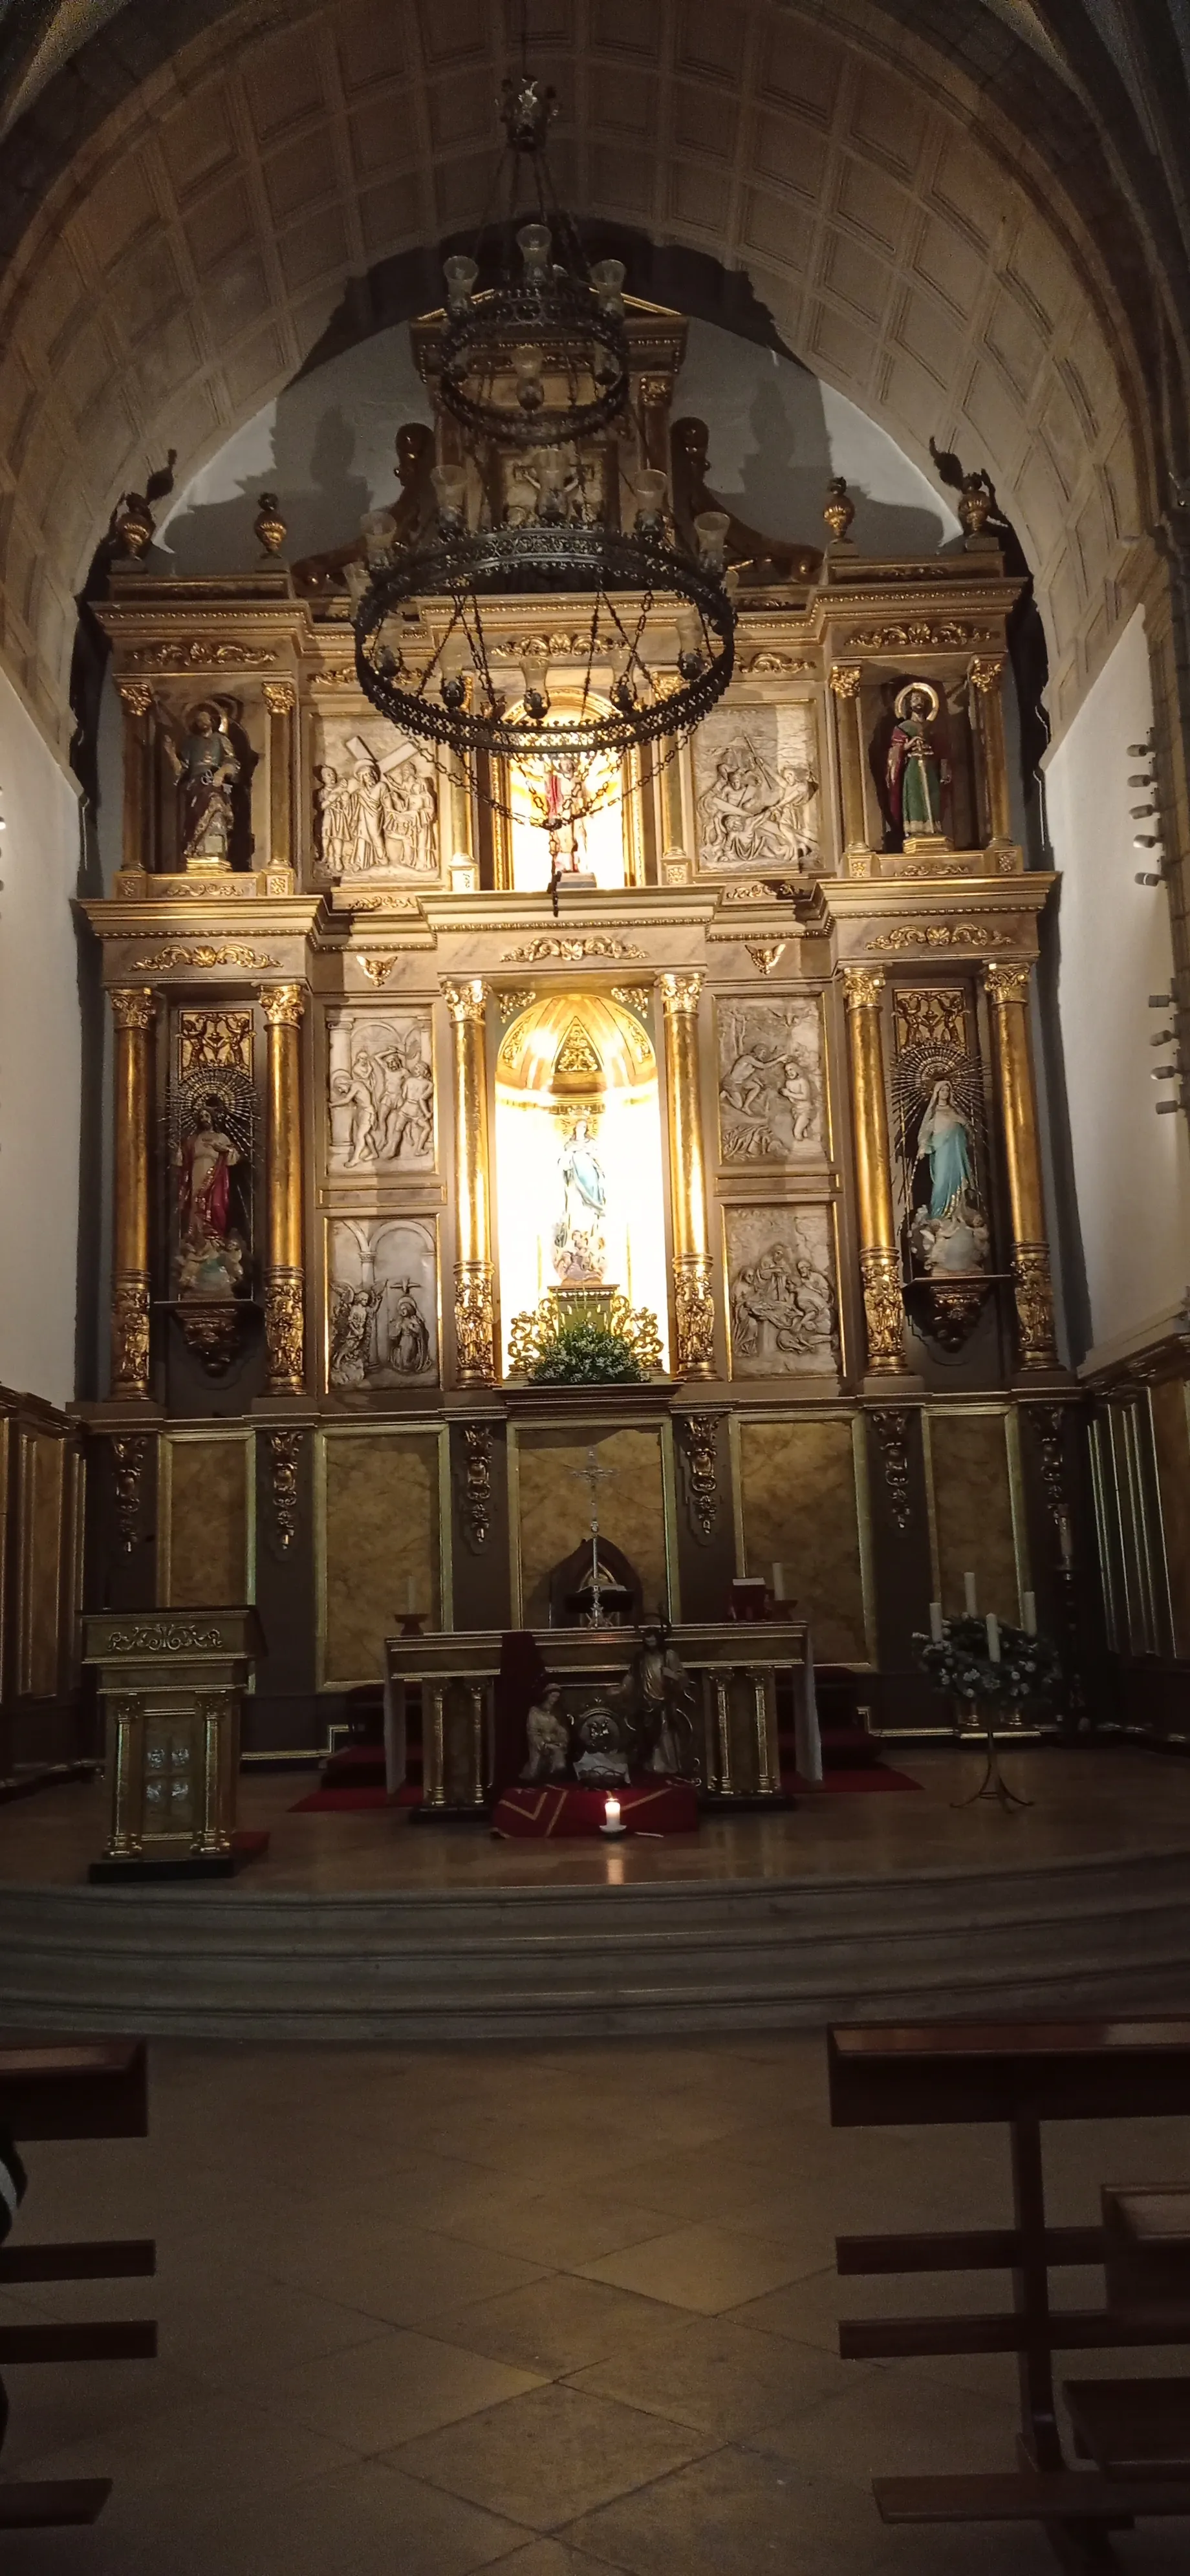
top-left (109, 986), bottom-right (158, 1031)
top-left (659, 971), bottom-right (703, 1016)
top-left (984, 962), bottom-right (1032, 1005)
top-left (444, 978), bottom-right (486, 1024)
top-left (259, 982), bottom-right (306, 1026)
top-left (840, 966), bottom-right (885, 1011)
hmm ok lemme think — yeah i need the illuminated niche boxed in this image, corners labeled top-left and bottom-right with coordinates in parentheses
top-left (492, 695), bottom-right (644, 892)
top-left (494, 991), bottom-right (669, 1373)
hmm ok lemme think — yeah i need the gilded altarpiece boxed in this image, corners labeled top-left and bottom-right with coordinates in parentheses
top-left (80, 310), bottom-right (1091, 1758)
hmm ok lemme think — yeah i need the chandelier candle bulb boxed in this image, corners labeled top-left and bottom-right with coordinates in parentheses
top-left (964, 1570), bottom-right (979, 1614)
top-left (601, 1792), bottom-right (625, 1838)
top-left (1022, 1591), bottom-right (1037, 1635)
top-left (929, 1600), bottom-right (944, 1644)
top-left (986, 1612), bottom-right (1001, 1664)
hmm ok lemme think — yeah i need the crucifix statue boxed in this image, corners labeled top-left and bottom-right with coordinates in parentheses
top-left (568, 1444), bottom-right (617, 1626)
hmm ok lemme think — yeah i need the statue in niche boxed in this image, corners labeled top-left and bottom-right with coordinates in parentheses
top-left (162, 702), bottom-right (240, 871)
top-left (316, 733), bottom-right (437, 876)
top-left (699, 734), bottom-right (817, 873)
top-left (718, 1001), bottom-right (821, 1160)
top-left (554, 1118), bottom-right (607, 1284)
top-left (174, 1086), bottom-right (251, 1301)
top-left (894, 1038), bottom-right (990, 1283)
top-left (887, 683), bottom-right (949, 846)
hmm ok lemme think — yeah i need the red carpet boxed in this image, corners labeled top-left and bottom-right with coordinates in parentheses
top-left (492, 1782), bottom-right (699, 1838)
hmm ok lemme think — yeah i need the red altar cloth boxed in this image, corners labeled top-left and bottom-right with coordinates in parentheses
top-left (491, 1782), bottom-right (699, 1839)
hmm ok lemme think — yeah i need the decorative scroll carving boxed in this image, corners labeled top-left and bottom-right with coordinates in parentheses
top-left (130, 947), bottom-right (279, 971)
top-left (719, 878), bottom-right (800, 903)
top-left (116, 682), bottom-right (154, 716)
top-left (308, 666), bottom-right (362, 691)
top-left (869, 1408), bottom-right (913, 1530)
top-left (859, 1249), bottom-right (906, 1371)
top-left (112, 1282), bottom-right (151, 1390)
top-left (261, 682), bottom-right (296, 715)
top-left (496, 987), bottom-right (537, 1022)
top-left (111, 1436), bottom-right (148, 1554)
top-left (611, 986), bottom-right (652, 1015)
top-left (455, 1263), bottom-right (495, 1383)
top-left (459, 1425), bottom-right (493, 1552)
top-left (828, 665), bottom-right (863, 699)
top-left (503, 936), bottom-right (646, 963)
top-left (847, 623), bottom-right (998, 650)
top-left (867, 924), bottom-right (1012, 952)
top-left (673, 1257), bottom-right (717, 1376)
top-left (745, 944), bottom-right (786, 977)
top-left (747, 652), bottom-right (815, 674)
top-left (1012, 1247), bottom-right (1057, 1371)
top-left (265, 1276), bottom-right (305, 1388)
top-left (968, 657), bottom-right (1007, 695)
top-left (265, 1430), bottom-right (302, 1552)
top-left (676, 1414), bottom-right (720, 1541)
top-left (1028, 1402), bottom-right (1068, 1529)
top-left (127, 639), bottom-right (277, 669)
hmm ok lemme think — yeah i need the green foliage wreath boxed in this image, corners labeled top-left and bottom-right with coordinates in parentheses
top-left (526, 1316), bottom-right (645, 1384)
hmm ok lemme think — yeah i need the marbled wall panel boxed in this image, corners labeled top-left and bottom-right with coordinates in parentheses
top-left (167, 1437), bottom-right (248, 1609)
top-left (929, 1409), bottom-right (1018, 1620)
top-left (25, 1430), bottom-right (63, 1697)
top-left (517, 1426), bottom-right (668, 1626)
top-left (1151, 1380), bottom-right (1190, 1659)
top-left (739, 1419), bottom-right (867, 1662)
top-left (323, 1430), bottom-right (439, 1686)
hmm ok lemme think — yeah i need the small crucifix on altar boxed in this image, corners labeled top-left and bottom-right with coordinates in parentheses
top-left (568, 1444), bottom-right (619, 1627)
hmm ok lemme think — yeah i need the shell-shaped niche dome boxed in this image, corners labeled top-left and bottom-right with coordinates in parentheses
top-left (496, 991), bottom-right (655, 1104)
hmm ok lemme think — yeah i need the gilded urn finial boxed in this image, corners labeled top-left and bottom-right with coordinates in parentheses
top-left (112, 491), bottom-right (155, 559)
top-left (958, 473), bottom-right (994, 542)
top-left (823, 475), bottom-right (855, 544)
top-left (254, 491), bottom-right (288, 558)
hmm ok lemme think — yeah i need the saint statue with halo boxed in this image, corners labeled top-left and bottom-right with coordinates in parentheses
top-left (887, 682), bottom-right (949, 845)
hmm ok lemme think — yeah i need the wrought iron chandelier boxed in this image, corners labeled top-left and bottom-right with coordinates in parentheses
top-left (351, 56), bottom-right (736, 837)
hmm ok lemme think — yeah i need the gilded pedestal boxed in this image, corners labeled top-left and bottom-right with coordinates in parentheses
top-left (83, 1609), bottom-right (265, 1878)
top-left (446, 980), bottom-right (495, 1384)
top-left (110, 987), bottom-right (158, 1398)
top-left (841, 967), bottom-right (908, 1376)
top-left (984, 963), bottom-right (1058, 1369)
top-left (260, 983), bottom-right (306, 1391)
top-left (660, 972), bottom-right (715, 1377)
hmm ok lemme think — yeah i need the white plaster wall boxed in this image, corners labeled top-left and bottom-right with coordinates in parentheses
top-left (0, 668), bottom-right (82, 1405)
top-left (158, 317), bottom-right (957, 570)
top-left (1044, 607), bottom-right (1190, 1359)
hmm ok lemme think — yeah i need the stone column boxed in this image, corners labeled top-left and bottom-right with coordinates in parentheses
top-left (110, 987), bottom-right (157, 1397)
top-left (259, 983), bottom-right (307, 1392)
top-left (840, 967), bottom-right (908, 1377)
top-left (446, 747), bottom-right (475, 883)
top-left (829, 664), bottom-right (871, 867)
top-left (969, 658), bottom-right (1013, 852)
top-left (116, 685), bottom-right (155, 875)
top-left (262, 682), bottom-right (296, 875)
top-left (446, 980), bottom-right (495, 1384)
top-left (660, 971), bottom-right (715, 1379)
top-left (984, 963), bottom-right (1058, 1369)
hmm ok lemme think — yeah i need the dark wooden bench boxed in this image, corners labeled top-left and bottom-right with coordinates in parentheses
top-left (0, 2039), bottom-right (157, 2532)
top-left (828, 2019), bottom-right (1190, 2573)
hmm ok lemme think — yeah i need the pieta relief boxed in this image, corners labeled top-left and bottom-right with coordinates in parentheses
top-left (327, 1010), bottom-right (434, 1173)
top-left (726, 1206), bottom-right (839, 1381)
top-left (717, 997), bottom-right (824, 1162)
top-left (328, 1218), bottom-right (438, 1390)
top-left (694, 704), bottom-right (821, 875)
top-left (314, 724), bottom-right (438, 879)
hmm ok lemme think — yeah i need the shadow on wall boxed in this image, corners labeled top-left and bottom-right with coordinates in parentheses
top-left (157, 312), bottom-right (955, 575)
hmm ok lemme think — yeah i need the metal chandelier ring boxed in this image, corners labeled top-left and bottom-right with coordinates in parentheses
top-left (437, 283), bottom-right (629, 449)
top-left (353, 524), bottom-right (736, 763)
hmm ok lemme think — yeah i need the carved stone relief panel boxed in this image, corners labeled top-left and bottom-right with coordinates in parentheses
top-left (312, 718), bottom-right (439, 880)
top-left (327, 1008), bottom-right (435, 1174)
top-left (716, 994), bottom-right (825, 1163)
top-left (693, 702), bottom-right (823, 877)
top-left (725, 1205), bottom-right (839, 1381)
top-left (327, 1216), bottom-right (438, 1389)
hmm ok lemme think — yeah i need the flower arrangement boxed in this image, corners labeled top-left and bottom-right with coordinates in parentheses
top-left (526, 1315), bottom-right (645, 1384)
top-left (913, 1615), bottom-right (1059, 1712)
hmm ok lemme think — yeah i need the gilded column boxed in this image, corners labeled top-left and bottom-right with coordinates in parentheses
top-left (259, 983), bottom-right (307, 1392)
top-left (110, 987), bottom-right (158, 1398)
top-left (969, 658), bottom-right (1013, 852)
top-left (660, 971), bottom-right (715, 1379)
top-left (262, 681), bottom-right (296, 876)
top-left (829, 665), bottom-right (871, 867)
top-left (984, 963), bottom-right (1058, 1369)
top-left (116, 683), bottom-right (155, 875)
top-left (840, 967), bottom-right (907, 1376)
top-left (446, 980), bottom-right (495, 1384)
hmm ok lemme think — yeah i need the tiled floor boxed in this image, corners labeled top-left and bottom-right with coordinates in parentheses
top-left (1, 2034), bottom-right (1189, 2571)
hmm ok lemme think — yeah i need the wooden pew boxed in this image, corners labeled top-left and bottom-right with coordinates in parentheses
top-left (0, 2039), bottom-right (157, 2532)
top-left (828, 2019), bottom-right (1190, 2572)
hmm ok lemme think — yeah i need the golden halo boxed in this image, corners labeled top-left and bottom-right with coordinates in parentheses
top-left (893, 679), bottom-right (940, 723)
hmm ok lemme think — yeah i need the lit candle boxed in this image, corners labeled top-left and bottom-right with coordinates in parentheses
top-left (406, 1577), bottom-right (416, 1614)
top-left (600, 1792), bottom-right (625, 1838)
top-left (1022, 1591), bottom-right (1037, 1637)
top-left (964, 1571), bottom-right (978, 1615)
top-left (929, 1600), bottom-right (944, 1644)
top-left (986, 1612), bottom-right (1001, 1664)
top-left (772, 1563), bottom-right (786, 1604)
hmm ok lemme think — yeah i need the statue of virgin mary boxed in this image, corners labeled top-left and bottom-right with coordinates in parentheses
top-left (915, 1080), bottom-right (975, 1217)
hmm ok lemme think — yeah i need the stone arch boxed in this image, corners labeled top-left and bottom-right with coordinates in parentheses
top-left (0, 0), bottom-right (1156, 751)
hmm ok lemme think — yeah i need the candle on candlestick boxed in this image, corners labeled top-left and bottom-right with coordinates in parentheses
top-left (772, 1563), bottom-right (786, 1605)
top-left (986, 1612), bottom-right (1001, 1664)
top-left (600, 1792), bottom-right (625, 1838)
top-left (964, 1571), bottom-right (978, 1615)
top-left (1022, 1591), bottom-right (1037, 1637)
top-left (929, 1600), bottom-right (944, 1644)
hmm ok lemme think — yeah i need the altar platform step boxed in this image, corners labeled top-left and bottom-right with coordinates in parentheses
top-left (1, 1838), bottom-right (1188, 2042)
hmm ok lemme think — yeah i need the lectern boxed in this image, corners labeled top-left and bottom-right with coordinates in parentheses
top-left (83, 1609), bottom-right (265, 1880)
